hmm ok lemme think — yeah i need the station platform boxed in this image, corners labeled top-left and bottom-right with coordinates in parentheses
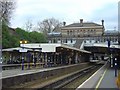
top-left (2, 63), bottom-right (84, 79)
top-left (77, 62), bottom-right (119, 89)
top-left (2, 63), bottom-right (90, 88)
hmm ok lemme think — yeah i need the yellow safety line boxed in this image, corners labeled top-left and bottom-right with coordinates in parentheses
top-left (95, 67), bottom-right (108, 90)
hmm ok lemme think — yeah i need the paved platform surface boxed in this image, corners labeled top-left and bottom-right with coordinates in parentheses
top-left (1, 63), bottom-right (87, 79)
top-left (97, 68), bottom-right (118, 89)
top-left (77, 62), bottom-right (119, 89)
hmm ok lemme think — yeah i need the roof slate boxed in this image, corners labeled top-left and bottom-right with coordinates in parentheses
top-left (64, 22), bottom-right (102, 28)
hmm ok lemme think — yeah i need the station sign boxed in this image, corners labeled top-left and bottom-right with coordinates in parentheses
top-left (19, 49), bottom-right (28, 52)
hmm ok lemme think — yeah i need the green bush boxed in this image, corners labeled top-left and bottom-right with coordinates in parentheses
top-left (2, 23), bottom-right (47, 48)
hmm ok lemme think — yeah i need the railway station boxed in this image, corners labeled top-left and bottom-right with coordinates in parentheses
top-left (1, 7), bottom-right (120, 89)
top-left (1, 42), bottom-right (120, 89)
top-left (1, 24), bottom-right (120, 89)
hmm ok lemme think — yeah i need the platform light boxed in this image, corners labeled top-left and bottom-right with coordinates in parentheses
top-left (20, 41), bottom-right (23, 44)
top-left (24, 40), bottom-right (27, 44)
top-left (20, 40), bottom-right (28, 44)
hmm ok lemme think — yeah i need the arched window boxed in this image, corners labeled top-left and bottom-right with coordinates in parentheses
top-left (71, 39), bottom-right (73, 43)
top-left (70, 30), bottom-right (72, 35)
top-left (67, 30), bottom-right (69, 35)
top-left (53, 39), bottom-right (56, 43)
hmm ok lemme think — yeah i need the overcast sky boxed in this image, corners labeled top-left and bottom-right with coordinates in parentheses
top-left (10, 0), bottom-right (119, 30)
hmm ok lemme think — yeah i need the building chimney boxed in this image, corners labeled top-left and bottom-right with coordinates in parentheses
top-left (101, 20), bottom-right (104, 26)
top-left (63, 21), bottom-right (66, 26)
top-left (101, 20), bottom-right (105, 35)
top-left (80, 19), bottom-right (83, 26)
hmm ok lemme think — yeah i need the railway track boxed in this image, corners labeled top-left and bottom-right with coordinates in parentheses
top-left (38, 64), bottom-right (102, 89)
top-left (8, 63), bottom-right (103, 90)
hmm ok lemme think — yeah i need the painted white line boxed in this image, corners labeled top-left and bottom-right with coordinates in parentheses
top-left (95, 67), bottom-right (108, 90)
top-left (76, 62), bottom-right (107, 89)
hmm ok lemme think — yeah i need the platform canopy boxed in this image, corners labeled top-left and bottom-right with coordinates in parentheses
top-left (2, 47), bottom-right (33, 52)
top-left (20, 43), bottom-right (91, 54)
top-left (84, 43), bottom-right (120, 54)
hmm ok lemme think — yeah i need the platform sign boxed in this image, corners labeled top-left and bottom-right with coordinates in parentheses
top-left (19, 49), bottom-right (28, 52)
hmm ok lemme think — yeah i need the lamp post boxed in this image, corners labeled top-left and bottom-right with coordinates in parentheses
top-left (20, 40), bottom-right (28, 70)
top-left (114, 57), bottom-right (117, 77)
top-left (107, 39), bottom-right (110, 62)
top-left (113, 47), bottom-right (118, 77)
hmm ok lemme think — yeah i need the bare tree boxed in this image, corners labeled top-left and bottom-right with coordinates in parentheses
top-left (24, 20), bottom-right (33, 32)
top-left (0, 0), bottom-right (16, 25)
top-left (37, 18), bottom-right (62, 34)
